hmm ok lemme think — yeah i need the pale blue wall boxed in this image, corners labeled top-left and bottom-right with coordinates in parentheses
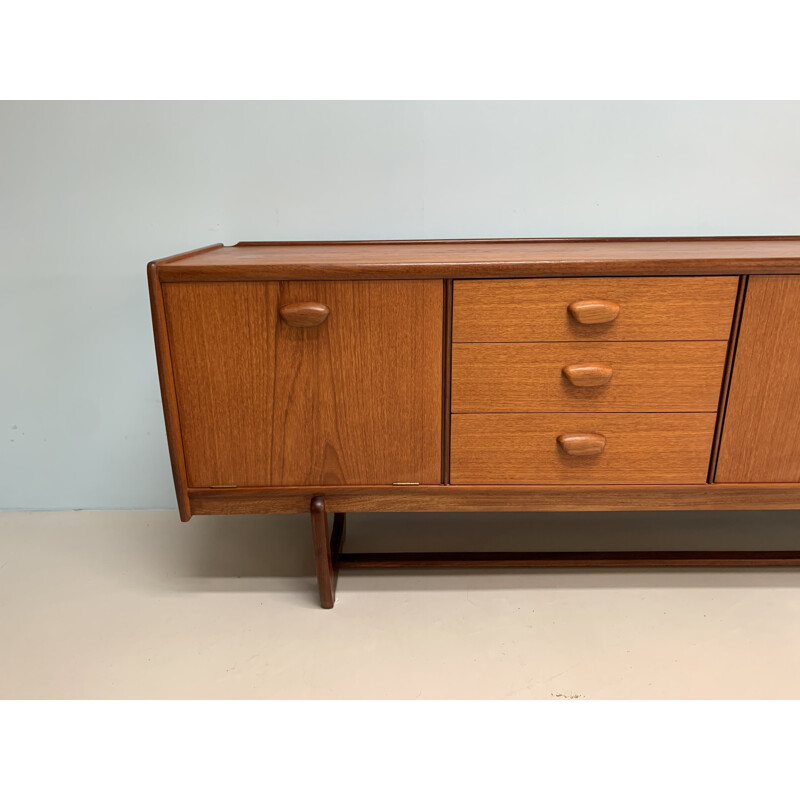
top-left (2, 101), bottom-right (800, 509)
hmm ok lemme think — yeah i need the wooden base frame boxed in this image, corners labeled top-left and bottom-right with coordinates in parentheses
top-left (191, 483), bottom-right (800, 518)
top-left (309, 496), bottom-right (800, 608)
top-left (310, 497), bottom-right (347, 608)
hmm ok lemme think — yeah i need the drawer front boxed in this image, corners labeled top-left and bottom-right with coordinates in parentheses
top-left (451, 341), bottom-right (729, 413)
top-left (452, 277), bottom-right (739, 342)
top-left (450, 413), bottom-right (717, 484)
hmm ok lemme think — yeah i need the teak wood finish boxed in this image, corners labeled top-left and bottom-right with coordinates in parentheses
top-left (557, 433), bottom-right (607, 457)
top-left (450, 412), bottom-right (718, 485)
top-left (148, 237), bottom-right (800, 608)
top-left (567, 299), bottom-right (621, 325)
top-left (451, 341), bottom-right (729, 413)
top-left (157, 237), bottom-right (800, 280)
top-left (452, 277), bottom-right (738, 342)
top-left (562, 362), bottom-right (614, 387)
top-left (310, 497), bottom-right (346, 609)
top-left (163, 280), bottom-right (442, 489)
top-left (716, 276), bottom-right (800, 482)
top-left (187, 484), bottom-right (800, 514)
top-left (279, 301), bottom-right (331, 327)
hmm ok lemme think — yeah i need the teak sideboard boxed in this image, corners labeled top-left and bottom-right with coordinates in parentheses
top-left (148, 237), bottom-right (800, 607)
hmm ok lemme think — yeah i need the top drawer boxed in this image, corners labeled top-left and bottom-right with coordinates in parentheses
top-left (452, 277), bottom-right (739, 342)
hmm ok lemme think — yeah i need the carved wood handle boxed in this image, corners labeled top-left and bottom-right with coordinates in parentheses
top-left (557, 432), bottom-right (606, 456)
top-left (562, 362), bottom-right (613, 387)
top-left (568, 299), bottom-right (620, 324)
top-left (279, 301), bottom-right (330, 327)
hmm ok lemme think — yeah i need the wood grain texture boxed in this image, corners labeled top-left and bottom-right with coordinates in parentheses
top-left (453, 277), bottom-right (739, 342)
top-left (187, 483), bottom-right (800, 514)
top-left (310, 496), bottom-right (336, 608)
top-left (279, 301), bottom-right (330, 327)
top-left (450, 413), bottom-right (717, 485)
top-left (568, 299), bottom-right (620, 324)
top-left (162, 280), bottom-right (442, 487)
top-left (557, 432), bottom-right (606, 456)
top-left (154, 237), bottom-right (800, 281)
top-left (716, 276), bottom-right (800, 482)
top-left (562, 362), bottom-right (613, 387)
top-left (451, 341), bottom-right (729, 412)
top-left (164, 282), bottom-right (273, 488)
top-left (147, 264), bottom-right (192, 521)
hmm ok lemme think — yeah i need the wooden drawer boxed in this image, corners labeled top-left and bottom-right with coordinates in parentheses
top-left (452, 277), bottom-right (738, 342)
top-left (451, 341), bottom-right (728, 413)
top-left (450, 413), bottom-right (717, 484)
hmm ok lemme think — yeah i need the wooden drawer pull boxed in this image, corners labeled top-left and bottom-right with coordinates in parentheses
top-left (557, 432), bottom-right (606, 456)
top-left (279, 301), bottom-right (330, 327)
top-left (568, 299), bottom-right (620, 324)
top-left (562, 362), bottom-right (613, 387)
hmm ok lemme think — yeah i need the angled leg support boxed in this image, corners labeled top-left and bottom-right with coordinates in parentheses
top-left (310, 496), bottom-right (346, 608)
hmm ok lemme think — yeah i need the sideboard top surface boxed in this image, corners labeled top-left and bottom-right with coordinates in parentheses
top-left (152, 236), bottom-right (800, 280)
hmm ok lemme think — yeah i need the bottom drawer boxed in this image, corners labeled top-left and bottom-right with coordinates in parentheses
top-left (450, 413), bottom-right (717, 485)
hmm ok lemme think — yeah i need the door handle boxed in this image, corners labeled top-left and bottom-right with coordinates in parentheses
top-left (279, 301), bottom-right (330, 327)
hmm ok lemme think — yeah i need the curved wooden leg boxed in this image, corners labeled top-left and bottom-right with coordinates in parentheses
top-left (310, 497), bottom-right (346, 608)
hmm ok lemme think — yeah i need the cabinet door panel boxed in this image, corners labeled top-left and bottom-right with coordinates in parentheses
top-left (716, 276), bottom-right (800, 483)
top-left (163, 281), bottom-right (442, 487)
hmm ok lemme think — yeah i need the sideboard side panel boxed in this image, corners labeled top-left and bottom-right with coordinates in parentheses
top-left (716, 276), bottom-right (800, 482)
top-left (148, 264), bottom-right (192, 520)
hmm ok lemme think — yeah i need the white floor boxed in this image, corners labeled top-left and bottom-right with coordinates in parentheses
top-left (1, 509), bottom-right (800, 699)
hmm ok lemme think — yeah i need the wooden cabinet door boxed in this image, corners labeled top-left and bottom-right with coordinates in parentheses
top-left (163, 280), bottom-right (443, 487)
top-left (716, 276), bottom-right (800, 482)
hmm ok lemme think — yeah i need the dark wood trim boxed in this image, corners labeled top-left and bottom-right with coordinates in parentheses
top-left (331, 513), bottom-right (347, 566)
top-left (310, 496), bottom-right (341, 608)
top-left (188, 483), bottom-right (800, 514)
top-left (317, 494), bottom-right (800, 607)
top-left (708, 275), bottom-right (749, 482)
top-left (147, 263), bottom-right (192, 521)
top-left (337, 550), bottom-right (800, 569)
top-left (441, 279), bottom-right (453, 484)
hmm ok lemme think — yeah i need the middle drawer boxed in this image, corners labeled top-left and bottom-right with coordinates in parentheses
top-left (451, 340), bottom-right (729, 413)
